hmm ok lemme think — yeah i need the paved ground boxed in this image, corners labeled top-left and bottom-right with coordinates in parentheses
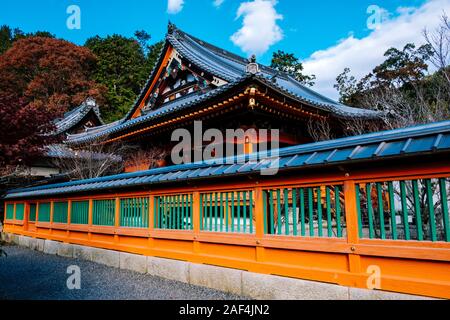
top-left (0, 245), bottom-right (244, 300)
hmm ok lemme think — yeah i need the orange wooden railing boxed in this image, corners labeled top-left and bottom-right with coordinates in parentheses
top-left (3, 161), bottom-right (450, 299)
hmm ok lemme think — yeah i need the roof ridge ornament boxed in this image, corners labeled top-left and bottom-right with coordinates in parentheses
top-left (246, 54), bottom-right (259, 75)
top-left (168, 21), bottom-right (177, 35)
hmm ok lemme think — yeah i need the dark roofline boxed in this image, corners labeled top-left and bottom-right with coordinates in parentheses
top-left (53, 98), bottom-right (104, 136)
top-left (66, 74), bottom-right (381, 146)
top-left (6, 120), bottom-right (450, 200)
top-left (123, 23), bottom-right (377, 122)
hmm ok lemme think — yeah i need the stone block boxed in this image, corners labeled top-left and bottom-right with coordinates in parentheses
top-left (91, 247), bottom-right (120, 268)
top-left (348, 288), bottom-right (433, 300)
top-left (120, 252), bottom-right (147, 274)
top-left (18, 236), bottom-right (30, 248)
top-left (43, 240), bottom-right (59, 255)
top-left (242, 272), bottom-right (349, 300)
top-left (147, 257), bottom-right (189, 283)
top-left (57, 243), bottom-right (74, 258)
top-left (72, 244), bottom-right (93, 261)
top-left (189, 264), bottom-right (243, 295)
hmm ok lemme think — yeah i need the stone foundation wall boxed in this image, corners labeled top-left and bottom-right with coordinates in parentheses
top-left (1, 232), bottom-right (431, 300)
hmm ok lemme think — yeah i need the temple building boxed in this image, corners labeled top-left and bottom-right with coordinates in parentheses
top-left (66, 24), bottom-right (380, 172)
top-left (0, 99), bottom-right (105, 193)
top-left (3, 24), bottom-right (450, 301)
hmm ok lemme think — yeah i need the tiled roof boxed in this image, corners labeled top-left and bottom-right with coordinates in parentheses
top-left (53, 98), bottom-right (104, 136)
top-left (66, 24), bottom-right (380, 145)
top-left (45, 144), bottom-right (121, 162)
top-left (6, 121), bottom-right (450, 200)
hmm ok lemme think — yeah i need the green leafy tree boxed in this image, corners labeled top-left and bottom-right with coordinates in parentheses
top-left (0, 25), bottom-right (54, 55)
top-left (366, 43), bottom-right (433, 89)
top-left (85, 33), bottom-right (163, 122)
top-left (270, 50), bottom-right (316, 87)
top-left (335, 42), bottom-right (449, 129)
top-left (335, 43), bottom-right (434, 107)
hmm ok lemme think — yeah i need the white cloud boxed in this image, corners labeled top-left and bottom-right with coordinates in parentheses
top-left (303, 0), bottom-right (450, 100)
top-left (167, 0), bottom-right (184, 14)
top-left (231, 0), bottom-right (283, 56)
top-left (213, 0), bottom-right (225, 7)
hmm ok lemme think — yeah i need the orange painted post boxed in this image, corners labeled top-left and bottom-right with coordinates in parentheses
top-left (148, 195), bottom-right (155, 249)
top-left (36, 202), bottom-right (39, 225)
top-left (88, 199), bottom-right (93, 241)
top-left (344, 179), bottom-right (363, 287)
top-left (49, 201), bottom-right (54, 234)
top-left (149, 195), bottom-right (155, 230)
top-left (67, 200), bottom-right (72, 225)
top-left (114, 197), bottom-right (120, 243)
top-left (192, 191), bottom-right (201, 254)
top-left (254, 186), bottom-right (266, 263)
top-left (67, 200), bottom-right (72, 238)
top-left (344, 180), bottom-right (359, 244)
top-left (23, 203), bottom-right (29, 231)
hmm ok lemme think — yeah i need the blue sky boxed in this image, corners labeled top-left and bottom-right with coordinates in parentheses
top-left (0, 0), bottom-right (446, 98)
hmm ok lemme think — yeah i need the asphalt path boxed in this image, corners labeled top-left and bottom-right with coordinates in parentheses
top-left (0, 245), bottom-right (243, 300)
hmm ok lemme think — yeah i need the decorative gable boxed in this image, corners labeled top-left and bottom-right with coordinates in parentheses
top-left (133, 45), bottom-right (229, 118)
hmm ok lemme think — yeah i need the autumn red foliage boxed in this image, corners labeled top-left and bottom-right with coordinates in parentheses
top-left (0, 37), bottom-right (106, 166)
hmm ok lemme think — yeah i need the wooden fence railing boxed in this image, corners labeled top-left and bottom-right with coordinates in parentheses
top-left (3, 163), bottom-right (450, 299)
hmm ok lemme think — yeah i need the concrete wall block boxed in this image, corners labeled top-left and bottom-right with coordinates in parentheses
top-left (348, 288), bottom-right (433, 300)
top-left (72, 244), bottom-right (93, 261)
top-left (189, 264), bottom-right (243, 296)
top-left (147, 257), bottom-right (189, 283)
top-left (242, 272), bottom-right (349, 300)
top-left (57, 243), bottom-right (74, 258)
top-left (120, 252), bottom-right (147, 274)
top-left (91, 247), bottom-right (120, 268)
top-left (29, 238), bottom-right (45, 252)
top-left (18, 236), bottom-right (30, 248)
top-left (27, 237), bottom-right (36, 250)
top-left (11, 234), bottom-right (19, 245)
top-left (43, 240), bottom-right (60, 255)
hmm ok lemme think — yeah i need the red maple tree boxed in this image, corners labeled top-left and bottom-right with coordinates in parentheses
top-left (0, 37), bottom-right (106, 167)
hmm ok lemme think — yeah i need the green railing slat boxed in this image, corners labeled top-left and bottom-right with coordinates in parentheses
top-left (366, 184), bottom-right (375, 239)
top-left (308, 188), bottom-right (314, 237)
top-left (317, 188), bottom-right (323, 237)
top-left (277, 189), bottom-right (282, 235)
top-left (249, 191), bottom-right (253, 234)
top-left (335, 186), bottom-right (342, 238)
top-left (29, 204), bottom-right (37, 222)
top-left (292, 188), bottom-right (298, 236)
top-left (412, 180), bottom-right (424, 241)
top-left (284, 188), bottom-right (289, 236)
top-left (355, 185), bottom-right (363, 238)
top-left (263, 191), bottom-right (267, 234)
top-left (426, 179), bottom-right (437, 242)
top-left (225, 193), bottom-right (229, 232)
top-left (326, 187), bottom-right (333, 237)
top-left (376, 183), bottom-right (386, 239)
top-left (439, 178), bottom-right (450, 242)
top-left (200, 194), bottom-right (203, 230)
top-left (220, 193), bottom-right (224, 232)
top-left (300, 188), bottom-right (306, 237)
top-left (400, 181), bottom-right (410, 240)
top-left (214, 193), bottom-right (218, 232)
top-left (387, 182), bottom-right (397, 240)
top-left (269, 191), bottom-right (274, 234)
top-left (237, 192), bottom-right (241, 233)
top-left (243, 191), bottom-right (248, 233)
